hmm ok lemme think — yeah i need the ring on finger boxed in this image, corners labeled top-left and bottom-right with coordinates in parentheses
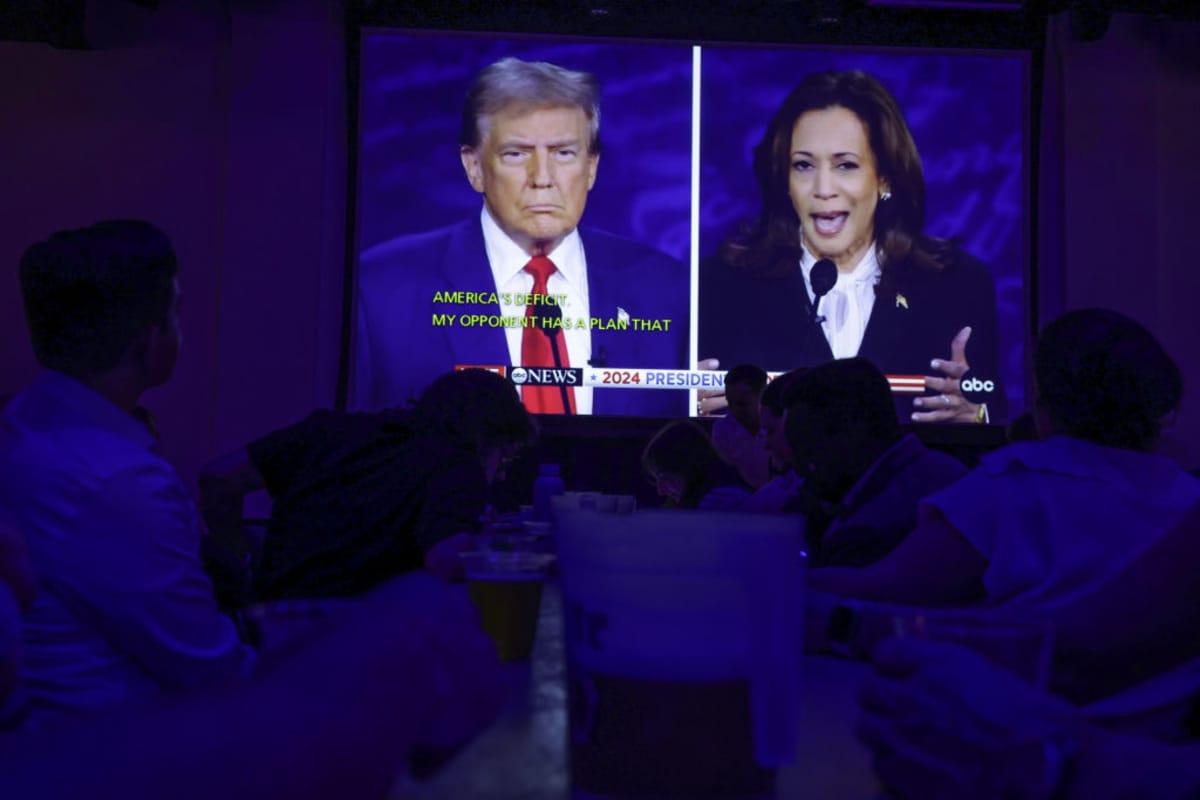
top-left (942, 394), bottom-right (951, 407)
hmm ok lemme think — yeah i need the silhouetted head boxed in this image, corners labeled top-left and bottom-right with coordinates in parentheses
top-left (785, 357), bottom-right (901, 502)
top-left (759, 368), bottom-right (808, 470)
top-left (641, 420), bottom-right (723, 507)
top-left (411, 369), bottom-right (536, 482)
top-left (1034, 309), bottom-right (1182, 452)
top-left (724, 363), bottom-right (769, 435)
top-left (19, 220), bottom-right (181, 387)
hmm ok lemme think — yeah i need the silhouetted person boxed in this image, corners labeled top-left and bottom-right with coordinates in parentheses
top-left (641, 421), bottom-right (747, 509)
top-left (785, 357), bottom-right (967, 566)
top-left (710, 364), bottom-right (772, 489)
top-left (1, 220), bottom-right (253, 723)
top-left (0, 573), bottom-right (506, 800)
top-left (728, 368), bottom-right (809, 512)
top-left (810, 309), bottom-right (1199, 607)
top-left (855, 505), bottom-right (1200, 797)
top-left (199, 369), bottom-right (535, 602)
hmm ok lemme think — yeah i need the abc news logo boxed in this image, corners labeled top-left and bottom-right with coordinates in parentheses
top-left (960, 378), bottom-right (996, 393)
top-left (509, 367), bottom-right (583, 386)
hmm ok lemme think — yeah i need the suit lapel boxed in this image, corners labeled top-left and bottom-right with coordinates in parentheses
top-left (792, 275), bottom-right (834, 363)
top-left (439, 221), bottom-right (511, 368)
top-left (859, 286), bottom-right (905, 367)
top-left (587, 234), bottom-right (625, 370)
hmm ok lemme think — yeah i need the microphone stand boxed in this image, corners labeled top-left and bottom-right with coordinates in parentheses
top-left (540, 303), bottom-right (573, 414)
top-left (809, 295), bottom-right (826, 327)
top-left (807, 259), bottom-right (836, 349)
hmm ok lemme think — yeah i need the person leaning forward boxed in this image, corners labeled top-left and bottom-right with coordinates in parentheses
top-left (199, 369), bottom-right (536, 603)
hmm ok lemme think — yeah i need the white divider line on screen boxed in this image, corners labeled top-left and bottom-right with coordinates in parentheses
top-left (688, 45), bottom-right (703, 418)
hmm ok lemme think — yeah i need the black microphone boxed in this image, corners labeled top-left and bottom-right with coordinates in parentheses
top-left (809, 258), bottom-right (837, 326)
top-left (536, 301), bottom-right (573, 414)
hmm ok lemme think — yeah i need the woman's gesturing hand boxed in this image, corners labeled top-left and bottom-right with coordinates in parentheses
top-left (912, 327), bottom-right (984, 424)
top-left (696, 358), bottom-right (727, 417)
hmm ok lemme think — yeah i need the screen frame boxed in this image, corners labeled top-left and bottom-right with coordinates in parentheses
top-left (339, 4), bottom-right (1044, 440)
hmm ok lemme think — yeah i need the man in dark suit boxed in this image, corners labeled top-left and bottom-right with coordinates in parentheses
top-left (353, 57), bottom-right (688, 417)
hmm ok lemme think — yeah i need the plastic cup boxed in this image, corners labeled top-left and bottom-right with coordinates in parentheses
top-left (550, 493), bottom-right (582, 516)
top-left (459, 551), bottom-right (554, 661)
top-left (480, 531), bottom-right (539, 553)
top-left (549, 492), bottom-right (634, 517)
top-left (556, 509), bottom-right (805, 798)
top-left (577, 492), bottom-right (604, 511)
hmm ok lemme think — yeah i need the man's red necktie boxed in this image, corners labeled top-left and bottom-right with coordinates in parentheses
top-left (520, 255), bottom-right (575, 414)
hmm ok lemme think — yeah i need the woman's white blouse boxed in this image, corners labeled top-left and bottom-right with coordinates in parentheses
top-left (799, 246), bottom-right (881, 360)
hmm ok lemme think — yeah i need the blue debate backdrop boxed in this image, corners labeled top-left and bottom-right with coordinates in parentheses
top-left (353, 29), bottom-right (1028, 418)
top-left (356, 32), bottom-right (694, 260)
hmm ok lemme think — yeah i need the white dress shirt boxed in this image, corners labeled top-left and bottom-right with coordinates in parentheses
top-left (800, 245), bottom-right (881, 360)
top-left (0, 371), bottom-right (254, 723)
top-left (480, 207), bottom-right (594, 414)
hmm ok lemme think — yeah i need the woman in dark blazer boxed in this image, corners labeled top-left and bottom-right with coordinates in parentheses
top-left (699, 70), bottom-right (1005, 424)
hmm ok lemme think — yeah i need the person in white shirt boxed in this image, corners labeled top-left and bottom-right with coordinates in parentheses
top-left (805, 311), bottom-right (1200, 739)
top-left (808, 308), bottom-right (1199, 608)
top-left (859, 635), bottom-right (1200, 800)
top-left (0, 220), bottom-right (253, 724)
top-left (852, 504), bottom-right (1200, 799)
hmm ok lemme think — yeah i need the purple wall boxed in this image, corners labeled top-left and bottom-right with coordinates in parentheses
top-left (1040, 13), bottom-right (1200, 466)
top-left (0, 10), bottom-right (229, 490)
top-left (1, 4), bottom-right (1197, 492)
top-left (0, 0), bottom-right (346, 490)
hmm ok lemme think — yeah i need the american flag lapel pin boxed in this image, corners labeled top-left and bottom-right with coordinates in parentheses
top-left (896, 293), bottom-right (908, 310)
